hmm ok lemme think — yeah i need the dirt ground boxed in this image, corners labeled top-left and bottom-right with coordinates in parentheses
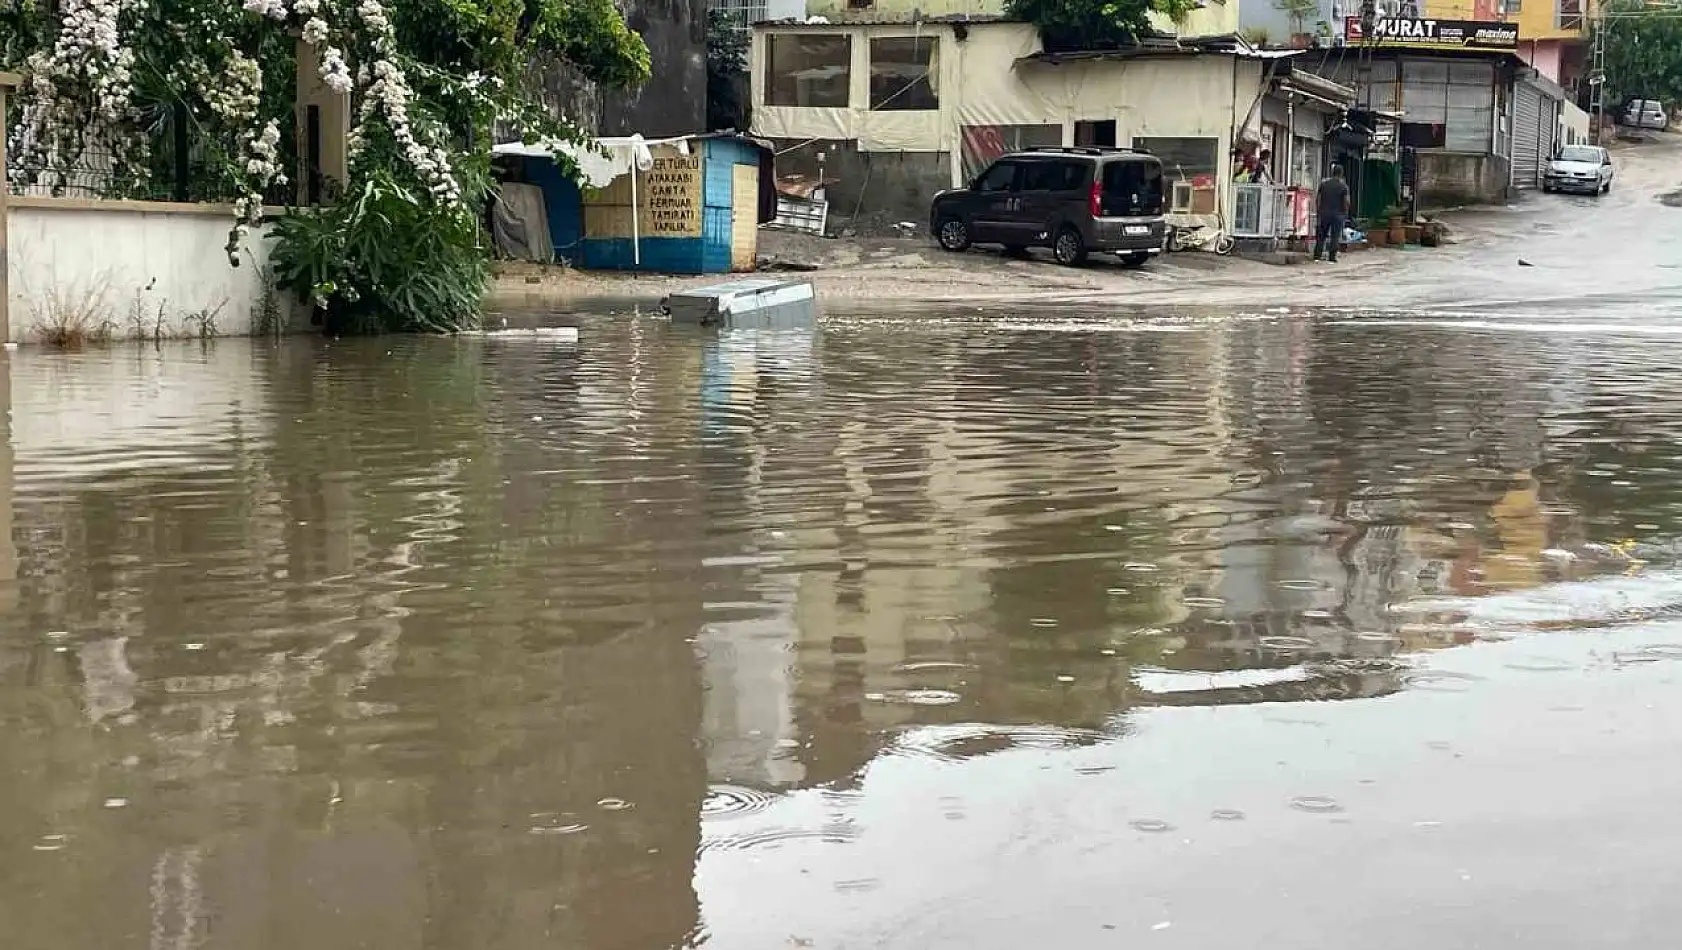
top-left (488, 225), bottom-right (1399, 312)
top-left (487, 132), bottom-right (1680, 313)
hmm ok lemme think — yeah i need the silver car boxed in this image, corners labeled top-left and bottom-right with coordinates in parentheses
top-left (1542, 144), bottom-right (1614, 196)
top-left (1622, 98), bottom-right (1668, 131)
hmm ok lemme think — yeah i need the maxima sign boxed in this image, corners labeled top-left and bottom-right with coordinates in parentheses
top-left (1344, 16), bottom-right (1521, 51)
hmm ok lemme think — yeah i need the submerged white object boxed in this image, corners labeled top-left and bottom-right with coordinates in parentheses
top-left (664, 279), bottom-right (817, 329)
top-left (459, 326), bottom-right (580, 343)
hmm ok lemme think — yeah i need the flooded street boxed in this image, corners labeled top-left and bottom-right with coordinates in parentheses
top-left (6, 302), bottom-right (1682, 948)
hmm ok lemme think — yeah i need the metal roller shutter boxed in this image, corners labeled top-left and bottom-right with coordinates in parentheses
top-left (1538, 95), bottom-right (1559, 170)
top-left (1513, 82), bottom-right (1543, 190)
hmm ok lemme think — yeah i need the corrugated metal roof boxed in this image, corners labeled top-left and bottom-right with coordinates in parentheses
top-left (1018, 46), bottom-right (1306, 66)
top-left (753, 12), bottom-right (1013, 27)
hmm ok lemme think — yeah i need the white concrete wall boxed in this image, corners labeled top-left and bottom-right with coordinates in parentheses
top-left (1560, 99), bottom-right (1590, 146)
top-left (7, 198), bottom-right (300, 344)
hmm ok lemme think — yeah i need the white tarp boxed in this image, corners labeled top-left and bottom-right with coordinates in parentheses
top-left (492, 134), bottom-right (694, 188)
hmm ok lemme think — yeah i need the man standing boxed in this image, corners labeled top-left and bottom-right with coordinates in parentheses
top-left (1314, 165), bottom-right (1350, 262)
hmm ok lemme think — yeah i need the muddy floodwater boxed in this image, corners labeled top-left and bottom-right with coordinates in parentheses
top-left (6, 311), bottom-right (1682, 949)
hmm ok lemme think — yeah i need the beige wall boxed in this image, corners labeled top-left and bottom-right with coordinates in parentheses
top-left (0, 351), bottom-right (11, 616)
top-left (753, 21), bottom-right (1261, 217)
top-left (1560, 99), bottom-right (1590, 146)
top-left (7, 198), bottom-right (301, 344)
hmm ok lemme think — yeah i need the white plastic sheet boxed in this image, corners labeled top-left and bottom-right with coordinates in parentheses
top-left (492, 134), bottom-right (692, 188)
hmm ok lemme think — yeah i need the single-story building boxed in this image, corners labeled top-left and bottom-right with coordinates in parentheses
top-left (490, 133), bottom-right (776, 274)
top-left (1314, 16), bottom-right (1576, 204)
top-left (749, 17), bottom-right (1353, 234)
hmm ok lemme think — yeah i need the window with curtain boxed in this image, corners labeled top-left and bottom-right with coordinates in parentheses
top-left (869, 36), bottom-right (938, 111)
top-left (765, 33), bottom-right (852, 108)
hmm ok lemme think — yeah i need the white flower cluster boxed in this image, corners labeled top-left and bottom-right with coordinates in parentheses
top-left (319, 43), bottom-right (352, 92)
top-left (203, 49), bottom-right (261, 126)
top-left (14, 0), bottom-right (144, 187)
top-left (226, 118), bottom-right (286, 260)
top-left (242, 0), bottom-right (290, 18)
top-left (350, 0), bottom-right (461, 203)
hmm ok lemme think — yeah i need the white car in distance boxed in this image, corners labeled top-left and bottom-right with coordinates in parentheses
top-left (1542, 145), bottom-right (1614, 196)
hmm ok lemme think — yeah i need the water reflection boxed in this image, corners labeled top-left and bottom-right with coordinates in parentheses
top-left (2, 314), bottom-right (1681, 946)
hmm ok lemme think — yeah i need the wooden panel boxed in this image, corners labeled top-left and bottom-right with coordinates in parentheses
top-left (582, 144), bottom-right (704, 239)
top-left (730, 163), bottom-right (758, 272)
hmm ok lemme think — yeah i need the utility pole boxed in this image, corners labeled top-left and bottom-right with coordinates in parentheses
top-left (1590, 14), bottom-right (1605, 142)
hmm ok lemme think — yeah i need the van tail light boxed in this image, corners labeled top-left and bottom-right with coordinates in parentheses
top-left (1089, 179), bottom-right (1103, 217)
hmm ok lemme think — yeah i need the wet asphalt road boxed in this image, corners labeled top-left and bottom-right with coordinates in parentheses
top-left (1357, 137), bottom-right (1682, 318)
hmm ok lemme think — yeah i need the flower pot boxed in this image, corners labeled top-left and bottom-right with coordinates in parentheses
top-left (1403, 225), bottom-right (1422, 245)
top-left (1367, 230), bottom-right (1388, 247)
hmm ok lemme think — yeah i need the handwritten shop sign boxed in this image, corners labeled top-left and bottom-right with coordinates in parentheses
top-left (640, 153), bottom-right (702, 237)
top-left (1344, 17), bottom-right (1519, 51)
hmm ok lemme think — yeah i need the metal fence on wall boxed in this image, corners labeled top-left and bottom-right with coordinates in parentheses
top-left (10, 108), bottom-right (294, 204)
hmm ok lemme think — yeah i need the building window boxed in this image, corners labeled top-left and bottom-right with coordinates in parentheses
top-left (1557, 0), bottom-right (1583, 29)
top-left (1132, 136), bottom-right (1219, 214)
top-left (959, 124), bottom-right (1062, 179)
top-left (765, 34), bottom-right (852, 108)
top-left (708, 0), bottom-right (766, 27)
top-left (1132, 137), bottom-right (1218, 185)
top-left (869, 37), bottom-right (938, 111)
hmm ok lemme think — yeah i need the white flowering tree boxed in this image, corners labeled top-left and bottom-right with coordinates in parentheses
top-left (2, 0), bottom-right (650, 332)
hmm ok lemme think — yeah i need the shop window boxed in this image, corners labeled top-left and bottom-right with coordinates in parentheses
top-left (766, 34), bottom-right (852, 108)
top-left (959, 124), bottom-right (1061, 179)
top-left (1401, 122), bottom-right (1447, 149)
top-left (1132, 136), bottom-right (1219, 213)
top-left (869, 37), bottom-right (938, 110)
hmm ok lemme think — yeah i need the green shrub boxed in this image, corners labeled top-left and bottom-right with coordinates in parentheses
top-left (269, 170), bottom-right (489, 335)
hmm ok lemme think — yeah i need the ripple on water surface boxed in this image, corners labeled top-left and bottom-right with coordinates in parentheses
top-left (8, 319), bottom-right (1682, 947)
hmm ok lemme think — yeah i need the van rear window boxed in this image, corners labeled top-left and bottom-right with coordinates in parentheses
top-left (1101, 161), bottom-right (1165, 216)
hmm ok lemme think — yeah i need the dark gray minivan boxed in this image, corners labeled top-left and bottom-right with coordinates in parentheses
top-left (930, 147), bottom-right (1167, 267)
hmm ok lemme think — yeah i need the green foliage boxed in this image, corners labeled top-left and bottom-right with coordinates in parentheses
top-left (269, 170), bottom-right (490, 335)
top-left (7, 0), bottom-right (654, 335)
top-left (1005, 0), bottom-right (1197, 49)
top-left (706, 10), bottom-right (749, 132)
top-left (0, 0), bottom-right (46, 69)
top-left (525, 0), bottom-right (651, 88)
top-left (1272, 0), bottom-right (1318, 35)
top-left (1601, 0), bottom-right (1682, 108)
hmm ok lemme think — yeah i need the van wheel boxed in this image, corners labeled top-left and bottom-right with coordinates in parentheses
top-left (1053, 226), bottom-right (1088, 266)
top-left (937, 217), bottom-right (971, 252)
top-left (1121, 252), bottom-right (1151, 268)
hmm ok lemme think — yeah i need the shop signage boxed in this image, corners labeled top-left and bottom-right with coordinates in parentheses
top-left (1344, 17), bottom-right (1520, 51)
top-left (1368, 122), bottom-right (1398, 160)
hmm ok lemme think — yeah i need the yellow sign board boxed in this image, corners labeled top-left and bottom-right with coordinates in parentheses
top-left (642, 153), bottom-right (702, 237)
top-left (583, 146), bottom-right (705, 240)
